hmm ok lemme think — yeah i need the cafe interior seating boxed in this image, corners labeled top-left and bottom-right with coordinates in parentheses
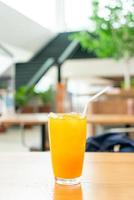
top-left (87, 92), bottom-right (134, 140)
top-left (0, 0), bottom-right (134, 199)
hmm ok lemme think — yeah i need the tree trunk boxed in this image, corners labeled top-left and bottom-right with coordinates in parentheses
top-left (124, 59), bottom-right (131, 90)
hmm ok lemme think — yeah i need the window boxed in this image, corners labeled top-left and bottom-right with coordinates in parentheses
top-left (1, 0), bottom-right (56, 30)
top-left (2, 0), bottom-right (92, 31)
top-left (64, 0), bottom-right (91, 30)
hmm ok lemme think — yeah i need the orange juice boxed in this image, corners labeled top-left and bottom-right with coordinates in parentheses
top-left (49, 113), bottom-right (86, 184)
top-left (53, 183), bottom-right (83, 200)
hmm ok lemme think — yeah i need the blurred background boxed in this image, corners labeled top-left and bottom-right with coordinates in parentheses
top-left (0, 0), bottom-right (134, 152)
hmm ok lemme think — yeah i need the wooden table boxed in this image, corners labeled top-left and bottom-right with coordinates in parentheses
top-left (2, 113), bottom-right (134, 149)
top-left (88, 114), bottom-right (134, 136)
top-left (0, 113), bottom-right (48, 151)
top-left (0, 152), bottom-right (134, 200)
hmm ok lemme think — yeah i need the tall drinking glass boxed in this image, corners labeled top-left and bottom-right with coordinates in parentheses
top-left (48, 113), bottom-right (87, 185)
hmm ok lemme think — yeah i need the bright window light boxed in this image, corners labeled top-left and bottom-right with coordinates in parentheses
top-left (35, 67), bottom-right (57, 92)
top-left (64, 0), bottom-right (92, 30)
top-left (1, 0), bottom-right (131, 31)
top-left (1, 0), bottom-right (92, 31)
top-left (1, 0), bottom-right (56, 30)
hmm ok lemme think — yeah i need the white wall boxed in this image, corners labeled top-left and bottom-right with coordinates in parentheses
top-left (62, 58), bottom-right (134, 79)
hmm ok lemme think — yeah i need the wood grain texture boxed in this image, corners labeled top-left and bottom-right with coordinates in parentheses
top-left (1, 113), bottom-right (134, 126)
top-left (1, 113), bottom-right (134, 138)
top-left (88, 99), bottom-right (129, 115)
top-left (88, 114), bottom-right (134, 125)
top-left (0, 153), bottom-right (134, 200)
top-left (0, 113), bottom-right (48, 125)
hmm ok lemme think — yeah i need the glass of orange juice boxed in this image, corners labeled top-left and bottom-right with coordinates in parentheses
top-left (48, 113), bottom-right (87, 185)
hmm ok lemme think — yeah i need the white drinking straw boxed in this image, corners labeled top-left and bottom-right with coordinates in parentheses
top-left (83, 86), bottom-right (111, 116)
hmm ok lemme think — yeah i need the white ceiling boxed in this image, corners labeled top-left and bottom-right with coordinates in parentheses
top-left (0, 1), bottom-right (55, 54)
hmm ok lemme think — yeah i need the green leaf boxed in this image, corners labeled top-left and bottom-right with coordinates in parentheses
top-left (70, 0), bottom-right (134, 60)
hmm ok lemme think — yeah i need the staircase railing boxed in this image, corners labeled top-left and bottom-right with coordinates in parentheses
top-left (27, 58), bottom-right (55, 87)
top-left (58, 40), bottom-right (79, 65)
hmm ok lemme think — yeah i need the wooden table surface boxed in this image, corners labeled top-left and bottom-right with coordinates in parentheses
top-left (1, 113), bottom-right (134, 126)
top-left (1, 113), bottom-right (134, 145)
top-left (0, 113), bottom-right (48, 125)
top-left (88, 114), bottom-right (134, 125)
top-left (87, 114), bottom-right (134, 136)
top-left (0, 113), bottom-right (49, 151)
top-left (1, 113), bottom-right (134, 125)
top-left (0, 152), bottom-right (134, 200)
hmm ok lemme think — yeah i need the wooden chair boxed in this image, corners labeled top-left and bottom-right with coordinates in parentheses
top-left (88, 99), bottom-right (129, 115)
top-left (88, 98), bottom-right (134, 136)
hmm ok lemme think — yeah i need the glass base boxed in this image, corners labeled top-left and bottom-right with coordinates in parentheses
top-left (55, 177), bottom-right (80, 185)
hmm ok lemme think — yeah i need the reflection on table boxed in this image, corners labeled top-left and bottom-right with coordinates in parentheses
top-left (53, 184), bottom-right (82, 200)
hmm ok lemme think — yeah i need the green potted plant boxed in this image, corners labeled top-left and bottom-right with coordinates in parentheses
top-left (72, 0), bottom-right (134, 89)
top-left (15, 86), bottom-right (37, 112)
top-left (38, 86), bottom-right (55, 112)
